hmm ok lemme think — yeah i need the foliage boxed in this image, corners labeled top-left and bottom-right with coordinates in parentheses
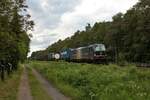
top-left (0, 0), bottom-right (34, 70)
top-left (30, 61), bottom-right (150, 100)
top-left (30, 50), bottom-right (49, 61)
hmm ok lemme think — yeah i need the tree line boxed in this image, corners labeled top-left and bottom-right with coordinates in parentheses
top-left (31, 0), bottom-right (150, 63)
top-left (0, 0), bottom-right (34, 80)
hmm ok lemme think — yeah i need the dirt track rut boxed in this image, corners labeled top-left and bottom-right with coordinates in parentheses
top-left (31, 68), bottom-right (70, 100)
top-left (18, 66), bottom-right (32, 100)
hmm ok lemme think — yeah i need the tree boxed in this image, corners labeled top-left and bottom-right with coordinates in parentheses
top-left (0, 0), bottom-right (34, 80)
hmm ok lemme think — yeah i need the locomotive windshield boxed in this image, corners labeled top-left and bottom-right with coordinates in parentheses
top-left (94, 44), bottom-right (106, 52)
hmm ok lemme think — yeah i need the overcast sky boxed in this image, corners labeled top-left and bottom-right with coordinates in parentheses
top-left (27, 0), bottom-right (138, 56)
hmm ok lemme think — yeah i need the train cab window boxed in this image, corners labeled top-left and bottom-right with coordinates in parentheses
top-left (95, 45), bottom-right (106, 52)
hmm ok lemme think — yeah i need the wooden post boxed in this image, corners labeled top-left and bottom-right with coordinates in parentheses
top-left (1, 64), bottom-right (5, 81)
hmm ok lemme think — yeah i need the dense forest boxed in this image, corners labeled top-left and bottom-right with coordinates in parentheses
top-left (0, 0), bottom-right (34, 71)
top-left (31, 0), bottom-right (150, 63)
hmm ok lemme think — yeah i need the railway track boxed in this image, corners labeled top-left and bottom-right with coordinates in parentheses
top-left (136, 63), bottom-right (150, 68)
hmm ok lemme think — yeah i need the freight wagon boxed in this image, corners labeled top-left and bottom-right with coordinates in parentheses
top-left (60, 44), bottom-right (107, 63)
top-left (48, 53), bottom-right (60, 61)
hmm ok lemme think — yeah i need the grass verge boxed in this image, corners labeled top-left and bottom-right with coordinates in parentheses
top-left (28, 67), bottom-right (52, 100)
top-left (29, 61), bottom-right (150, 100)
top-left (0, 65), bottom-right (23, 100)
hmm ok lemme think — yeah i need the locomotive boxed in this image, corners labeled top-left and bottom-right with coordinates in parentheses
top-left (48, 44), bottom-right (107, 63)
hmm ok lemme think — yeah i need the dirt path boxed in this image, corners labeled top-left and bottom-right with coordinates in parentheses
top-left (18, 66), bottom-right (33, 100)
top-left (31, 68), bottom-right (70, 100)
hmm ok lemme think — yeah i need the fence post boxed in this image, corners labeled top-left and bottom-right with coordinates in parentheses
top-left (1, 64), bottom-right (5, 81)
top-left (6, 63), bottom-right (11, 76)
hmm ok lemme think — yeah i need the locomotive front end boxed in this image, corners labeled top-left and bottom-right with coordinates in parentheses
top-left (93, 44), bottom-right (107, 63)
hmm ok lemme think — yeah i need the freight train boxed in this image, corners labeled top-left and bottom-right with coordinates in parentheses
top-left (48, 44), bottom-right (107, 63)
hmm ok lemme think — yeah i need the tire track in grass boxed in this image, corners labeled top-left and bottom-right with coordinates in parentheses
top-left (28, 66), bottom-right (52, 100)
top-left (18, 65), bottom-right (32, 100)
top-left (31, 67), bottom-right (70, 100)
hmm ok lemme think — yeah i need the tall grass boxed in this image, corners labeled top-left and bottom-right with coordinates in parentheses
top-left (0, 65), bottom-right (23, 100)
top-left (29, 61), bottom-right (150, 100)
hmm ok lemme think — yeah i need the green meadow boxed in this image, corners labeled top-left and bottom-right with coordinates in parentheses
top-left (29, 61), bottom-right (150, 100)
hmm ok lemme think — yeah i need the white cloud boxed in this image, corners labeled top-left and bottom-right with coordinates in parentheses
top-left (27, 0), bottom-right (138, 56)
top-left (50, 0), bottom-right (138, 39)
